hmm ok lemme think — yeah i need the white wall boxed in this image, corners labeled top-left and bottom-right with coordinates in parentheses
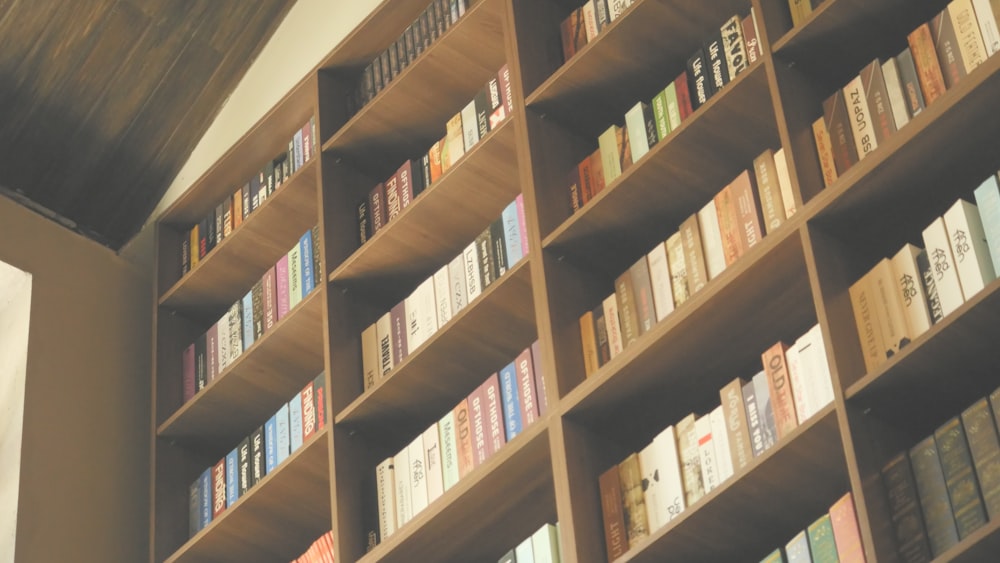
top-left (121, 0), bottom-right (383, 268)
top-left (0, 262), bottom-right (31, 563)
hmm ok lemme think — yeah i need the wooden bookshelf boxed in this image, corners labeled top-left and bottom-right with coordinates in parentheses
top-left (150, 0), bottom-right (1000, 561)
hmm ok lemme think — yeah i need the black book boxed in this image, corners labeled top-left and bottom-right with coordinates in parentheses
top-left (704, 30), bottom-right (730, 93)
top-left (489, 217), bottom-right (508, 278)
top-left (371, 56), bottom-right (383, 94)
top-left (248, 174), bottom-right (261, 213)
top-left (388, 42), bottom-right (399, 79)
top-left (265, 160), bottom-right (275, 196)
top-left (358, 198), bottom-right (370, 244)
top-left (250, 425), bottom-right (265, 486)
top-left (204, 211), bottom-right (217, 255)
top-left (475, 227), bottom-right (495, 290)
top-left (379, 50), bottom-right (392, 88)
top-left (686, 47), bottom-right (714, 110)
top-left (473, 87), bottom-right (491, 138)
top-left (214, 202), bottom-right (224, 245)
top-left (237, 436), bottom-right (251, 496)
top-left (194, 333), bottom-right (207, 392)
top-left (404, 24), bottom-right (416, 62)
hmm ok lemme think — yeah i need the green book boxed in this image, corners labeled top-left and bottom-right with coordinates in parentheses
top-left (881, 451), bottom-right (933, 563)
top-left (807, 513), bottom-right (839, 563)
top-left (664, 81), bottom-right (682, 131)
top-left (910, 435), bottom-right (959, 557)
top-left (651, 89), bottom-right (671, 141)
top-left (962, 398), bottom-right (1000, 520)
top-left (934, 416), bottom-right (987, 539)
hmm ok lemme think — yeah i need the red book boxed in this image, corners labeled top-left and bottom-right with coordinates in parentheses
top-left (368, 182), bottom-right (388, 234)
top-left (301, 380), bottom-right (316, 442)
top-left (384, 172), bottom-right (402, 222)
top-left (276, 254), bottom-right (290, 321)
top-left (907, 23), bottom-right (947, 106)
top-left (468, 381), bottom-right (491, 466)
top-left (515, 346), bottom-right (540, 427)
top-left (674, 71), bottom-right (694, 121)
top-left (830, 492), bottom-right (867, 562)
top-left (261, 266), bottom-right (277, 332)
top-left (182, 343), bottom-right (195, 403)
top-left (396, 159), bottom-right (416, 210)
top-left (212, 458), bottom-right (226, 519)
top-left (498, 64), bottom-right (513, 116)
top-left (482, 372), bottom-right (506, 456)
top-left (453, 398), bottom-right (475, 478)
top-left (761, 341), bottom-right (798, 439)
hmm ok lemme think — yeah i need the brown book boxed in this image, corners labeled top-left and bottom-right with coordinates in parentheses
top-left (730, 169), bottom-right (765, 248)
top-left (961, 397), bottom-right (1000, 520)
top-left (934, 416), bottom-right (987, 539)
top-left (453, 398), bottom-right (475, 479)
top-left (822, 89), bottom-right (859, 176)
top-left (384, 171), bottom-right (402, 221)
top-left (931, 9), bottom-right (965, 89)
top-left (369, 183), bottom-right (388, 235)
top-left (761, 341), bottom-right (798, 440)
top-left (752, 149), bottom-right (786, 232)
top-left (680, 213), bottom-right (709, 294)
top-left (720, 377), bottom-right (753, 472)
top-left (908, 23), bottom-right (947, 105)
top-left (616, 124), bottom-right (633, 175)
top-left (579, 156), bottom-right (595, 204)
top-left (593, 303), bottom-right (611, 367)
top-left (580, 310), bottom-right (600, 377)
top-left (567, 166), bottom-right (583, 213)
top-left (812, 117), bottom-right (839, 188)
top-left (231, 188), bottom-right (244, 230)
top-left (599, 465), bottom-right (628, 561)
top-left (428, 140), bottom-right (444, 184)
top-left (714, 181), bottom-right (746, 266)
top-left (741, 12), bottom-right (761, 65)
top-left (628, 255), bottom-right (656, 336)
top-left (468, 378), bottom-right (491, 467)
top-left (860, 58), bottom-right (897, 146)
top-left (560, 7), bottom-right (587, 62)
top-left (588, 149), bottom-right (607, 197)
top-left (909, 434), bottom-right (960, 557)
top-left (882, 452), bottom-right (933, 563)
top-left (618, 453), bottom-right (649, 549)
top-left (614, 269), bottom-right (641, 348)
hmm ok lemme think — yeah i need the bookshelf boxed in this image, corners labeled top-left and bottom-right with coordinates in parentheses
top-left (150, 0), bottom-right (1000, 562)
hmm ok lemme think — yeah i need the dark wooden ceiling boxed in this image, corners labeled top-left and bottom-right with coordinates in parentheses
top-left (0, 0), bottom-right (296, 250)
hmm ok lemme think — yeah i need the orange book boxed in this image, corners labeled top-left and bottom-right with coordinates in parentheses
top-left (762, 341), bottom-right (798, 439)
top-left (907, 23), bottom-right (947, 106)
top-left (231, 188), bottom-right (244, 230)
top-left (453, 398), bottom-right (475, 478)
top-left (428, 139), bottom-right (444, 183)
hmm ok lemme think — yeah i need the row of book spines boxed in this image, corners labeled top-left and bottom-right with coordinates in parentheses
top-left (579, 151), bottom-right (795, 376)
top-left (850, 179), bottom-right (1000, 375)
top-left (559, 0), bottom-right (630, 63)
top-left (181, 227), bottom-right (322, 403)
top-left (566, 10), bottom-right (763, 213)
top-left (357, 64), bottom-right (512, 245)
top-left (360, 196), bottom-right (528, 390)
top-left (188, 374), bottom-right (327, 537)
top-left (757, 491), bottom-right (866, 563)
top-left (180, 116), bottom-right (317, 276)
top-left (349, 0), bottom-right (470, 116)
top-left (881, 386), bottom-right (1000, 561)
top-left (371, 341), bottom-right (546, 544)
top-left (496, 523), bottom-right (562, 563)
top-left (786, 0), bottom-right (825, 28)
top-left (290, 530), bottom-right (335, 563)
top-left (813, 0), bottom-right (1000, 189)
top-left (597, 324), bottom-right (832, 559)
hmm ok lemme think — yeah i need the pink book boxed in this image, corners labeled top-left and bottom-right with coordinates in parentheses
top-left (498, 64), bottom-right (513, 116)
top-left (482, 372), bottom-right (506, 455)
top-left (515, 346), bottom-right (539, 425)
top-left (468, 382), bottom-right (491, 467)
top-left (207, 323), bottom-right (219, 383)
top-left (301, 380), bottom-right (316, 442)
top-left (516, 193), bottom-right (529, 257)
top-left (532, 340), bottom-right (548, 415)
top-left (262, 266), bottom-right (277, 331)
top-left (276, 254), bottom-right (291, 321)
top-left (182, 343), bottom-right (196, 402)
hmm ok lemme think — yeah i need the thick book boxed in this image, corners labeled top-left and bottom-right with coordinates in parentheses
top-left (463, 241), bottom-right (483, 302)
top-left (598, 124), bottom-right (623, 186)
top-left (449, 253), bottom-right (468, 315)
top-left (698, 198), bottom-right (727, 280)
top-left (687, 47), bottom-right (714, 110)
top-left (530, 523), bottom-right (561, 563)
top-left (580, 311), bottom-right (600, 377)
top-left (807, 514), bottom-right (838, 562)
top-left (910, 434), bottom-right (960, 556)
top-left (922, 215), bottom-right (966, 316)
top-left (603, 293), bottom-right (625, 359)
top-left (882, 451), bottom-right (934, 562)
top-left (237, 436), bottom-right (251, 497)
top-left (704, 30), bottom-right (730, 93)
top-left (438, 409), bottom-right (460, 492)
top-left (943, 198), bottom-right (996, 299)
top-left (974, 174), bottom-right (1000, 274)
top-left (390, 300), bottom-right (408, 366)
top-left (618, 452), bottom-right (649, 548)
top-left (850, 267), bottom-right (886, 372)
top-left (917, 246), bottom-right (946, 325)
top-left (720, 377), bottom-right (753, 471)
top-left (934, 416), bottom-right (987, 539)
top-left (599, 464), bottom-right (628, 561)
top-left (676, 413), bottom-right (705, 506)
top-left (361, 323), bottom-right (378, 391)
top-left (404, 277), bottom-right (438, 353)
top-left (973, 0), bottom-right (1000, 55)
top-left (908, 23), bottom-right (947, 106)
top-left (483, 372), bottom-right (506, 457)
top-left (639, 424), bottom-right (685, 531)
top-left (721, 14), bottom-right (748, 79)
top-left (891, 244), bottom-right (933, 341)
top-left (250, 425), bottom-right (265, 486)
top-left (743, 379), bottom-right (765, 458)
top-left (762, 341), bottom-right (798, 440)
top-left (961, 398), bottom-right (1000, 520)
top-left (843, 73), bottom-right (878, 160)
top-left (647, 241), bottom-right (675, 321)
top-left (393, 446), bottom-right (411, 528)
top-left (468, 382), bottom-right (490, 467)
top-left (830, 492), bottom-right (866, 562)
top-left (871, 257), bottom-right (911, 359)
top-left (623, 101), bottom-right (657, 161)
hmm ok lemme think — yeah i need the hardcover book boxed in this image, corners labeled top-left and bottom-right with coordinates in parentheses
top-left (629, 254), bottom-right (655, 335)
top-left (896, 47), bottom-right (926, 119)
top-left (375, 457), bottom-right (396, 539)
top-left (709, 404), bottom-right (734, 484)
top-left (468, 382), bottom-right (490, 467)
top-left (720, 377), bottom-right (753, 471)
top-left (891, 244), bottom-right (933, 342)
top-left (881, 56), bottom-right (912, 131)
top-left (516, 346), bottom-right (540, 426)
top-left (822, 89), bottom-right (859, 175)
top-left (934, 416), bottom-right (987, 539)
top-left (753, 148), bottom-right (787, 232)
top-left (943, 198), bottom-right (996, 299)
top-left (860, 58), bottom-right (897, 146)
top-left (721, 14), bottom-right (748, 79)
top-left (639, 424), bottom-right (685, 530)
top-left (599, 464), bottom-right (628, 561)
top-left (666, 232), bottom-right (690, 307)
top-left (882, 451), bottom-right (934, 562)
top-left (908, 23), bottom-right (947, 106)
top-left (618, 452), bottom-right (649, 548)
top-left (676, 413), bottom-right (705, 506)
top-left (910, 434), bottom-right (960, 556)
top-left (961, 398), bottom-right (1000, 520)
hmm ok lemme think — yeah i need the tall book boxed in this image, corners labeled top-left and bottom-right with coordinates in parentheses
top-left (850, 267), bottom-right (886, 373)
top-left (499, 361), bottom-right (523, 441)
top-left (731, 169), bottom-right (764, 249)
top-left (922, 215), bottom-right (966, 316)
top-left (943, 198), bottom-right (996, 299)
top-left (638, 425), bottom-right (685, 531)
top-left (393, 446), bottom-right (412, 527)
top-left (908, 23), bottom-right (947, 106)
top-left (774, 148), bottom-right (797, 219)
top-left (720, 377), bottom-right (754, 471)
top-left (448, 254), bottom-right (468, 315)
top-left (407, 433), bottom-right (429, 516)
top-left (275, 403), bottom-right (290, 466)
top-left (454, 398), bottom-right (475, 479)
top-left (896, 47), bottom-right (926, 119)
top-left (438, 410), bottom-right (460, 492)
top-left (624, 101), bottom-right (657, 161)
top-left (871, 257), bottom-right (912, 358)
top-left (934, 416), bottom-right (988, 539)
top-left (830, 492), bottom-right (866, 562)
top-left (666, 232), bottom-right (690, 307)
top-left (843, 73), bottom-right (878, 160)
top-left (361, 324), bottom-right (378, 391)
top-left (468, 382), bottom-right (490, 467)
top-left (807, 514), bottom-right (839, 562)
top-left (973, 174), bottom-right (1000, 274)
top-left (211, 458), bottom-right (226, 519)
top-left (743, 379), bottom-right (766, 458)
top-left (909, 434), bottom-right (960, 556)
top-left (680, 213), bottom-right (709, 294)
top-left (580, 311), bottom-right (600, 377)
top-left (973, 0), bottom-right (1000, 55)
top-left (822, 89), bottom-right (859, 176)
top-left (709, 405), bottom-right (734, 484)
top-left (483, 372), bottom-right (507, 457)
top-left (530, 523), bottom-right (561, 563)
top-left (753, 148), bottom-right (787, 232)
top-left (861, 58), bottom-right (897, 147)
top-left (762, 341), bottom-right (798, 439)
top-left (695, 414), bottom-right (719, 493)
top-left (698, 198), bottom-right (727, 280)
top-left (614, 269), bottom-right (640, 348)
top-left (721, 14), bottom-right (748, 79)
top-left (599, 464), bottom-right (628, 561)
top-left (891, 244), bottom-right (933, 341)
top-left (961, 398), bottom-right (1000, 520)
top-left (375, 457), bottom-right (396, 540)
top-left (675, 413), bottom-right (705, 507)
top-left (917, 247), bottom-right (946, 325)
top-left (881, 56), bottom-right (912, 131)
top-left (603, 293), bottom-right (624, 359)
top-left (752, 370), bottom-right (778, 451)
top-left (618, 452), bottom-right (649, 548)
top-left (881, 451), bottom-right (933, 563)
top-left (629, 254), bottom-right (656, 335)
top-left (647, 242), bottom-right (675, 321)
top-left (516, 346), bottom-right (541, 427)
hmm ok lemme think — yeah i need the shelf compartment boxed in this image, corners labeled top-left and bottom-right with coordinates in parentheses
top-left (163, 430), bottom-right (331, 563)
top-left (937, 517), bottom-right (1000, 563)
top-left (562, 226), bottom-right (815, 440)
top-left (320, 0), bottom-right (507, 174)
top-left (158, 289), bottom-right (325, 446)
top-left (619, 406), bottom-right (848, 563)
top-left (523, 0), bottom-right (750, 136)
top-left (358, 421), bottom-right (555, 563)
top-left (328, 117), bottom-right (520, 288)
top-left (540, 63), bottom-right (776, 272)
top-left (335, 259), bottom-right (535, 437)
top-left (158, 159), bottom-right (319, 312)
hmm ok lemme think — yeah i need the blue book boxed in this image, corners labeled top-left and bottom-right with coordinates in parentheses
top-left (265, 413), bottom-right (278, 474)
top-left (289, 395), bottom-right (303, 452)
top-left (275, 402), bottom-right (291, 465)
top-left (499, 361), bottom-right (523, 440)
top-left (241, 290), bottom-right (255, 350)
top-left (300, 230), bottom-right (314, 297)
top-left (785, 530), bottom-right (810, 562)
top-left (199, 467), bottom-right (212, 530)
top-left (501, 200), bottom-right (523, 267)
top-left (974, 174), bottom-right (1000, 274)
top-left (225, 448), bottom-right (239, 508)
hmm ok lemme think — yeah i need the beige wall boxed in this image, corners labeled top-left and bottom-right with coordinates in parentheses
top-left (0, 196), bottom-right (151, 563)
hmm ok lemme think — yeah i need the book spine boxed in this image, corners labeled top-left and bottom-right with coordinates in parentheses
top-left (807, 514), bottom-right (839, 561)
top-left (463, 241), bottom-right (482, 302)
top-left (433, 265), bottom-right (452, 329)
top-left (483, 373), bottom-right (506, 458)
top-left (618, 452), bottom-right (649, 548)
top-left (829, 492), bottom-right (866, 562)
top-left (599, 465), bottom-right (628, 560)
top-left (453, 398), bottom-right (475, 479)
top-left (872, 257), bottom-right (911, 358)
top-left (516, 347), bottom-right (540, 426)
top-left (375, 457), bottom-right (396, 539)
top-left (237, 437), bottom-right (250, 497)
top-left (773, 148), bottom-right (797, 219)
top-left (861, 57), bottom-right (897, 146)
top-left (448, 254), bottom-right (468, 315)
top-left (753, 149), bottom-right (787, 232)
top-left (882, 452), bottom-right (934, 562)
top-left (647, 242), bottom-right (674, 321)
top-left (407, 434), bottom-right (428, 516)
top-left (666, 231), bottom-right (690, 307)
top-left (752, 370), bottom-right (778, 451)
top-left (603, 293), bottom-right (624, 359)
top-left (891, 243), bottom-right (933, 341)
top-left (742, 11), bottom-right (761, 64)
top-left (532, 340), bottom-right (548, 417)
top-left (182, 344), bottom-right (195, 403)
top-left (843, 73), bottom-right (879, 160)
top-left (961, 398), bottom-right (1000, 520)
top-left (932, 8), bottom-right (967, 89)
top-left (686, 47), bottom-right (713, 110)
top-left (393, 446), bottom-right (411, 527)
top-left (849, 268), bottom-right (886, 373)
top-left (376, 312), bottom-right (394, 378)
top-left (720, 378), bottom-right (753, 471)
top-left (629, 254), bottom-right (655, 335)
top-left (784, 529), bottom-right (810, 562)
top-left (289, 392), bottom-right (303, 453)
top-left (823, 89), bottom-right (859, 176)
top-left (211, 459), bottom-right (226, 519)
top-left (680, 213), bottom-right (709, 294)
top-left (945, 198), bottom-right (996, 298)
top-left (468, 382), bottom-right (490, 467)
top-left (908, 23), bottom-right (947, 105)
top-left (499, 362), bottom-right (523, 440)
top-left (896, 47), bottom-right (927, 118)
top-left (438, 410), bottom-right (459, 492)
top-left (390, 301), bottom-right (408, 366)
top-left (721, 15), bottom-right (748, 78)
top-left (502, 199), bottom-right (523, 267)
top-left (250, 425), bottom-right (265, 486)
top-left (813, 116), bottom-right (839, 188)
top-left (639, 425), bottom-right (685, 530)
top-left (225, 448), bottom-right (238, 508)
top-left (695, 414), bottom-right (719, 492)
top-left (731, 170), bottom-right (764, 248)
top-left (882, 57), bottom-right (912, 130)
top-left (934, 416), bottom-right (988, 539)
top-left (676, 413), bottom-right (705, 506)
top-left (910, 434), bottom-right (961, 556)
top-left (709, 404), bottom-right (734, 483)
top-left (275, 403), bottom-right (290, 465)
top-left (704, 31), bottom-right (730, 93)
top-left (922, 216), bottom-right (966, 316)
top-left (614, 269), bottom-right (640, 348)
top-left (265, 414), bottom-right (277, 474)
top-left (973, 0), bottom-right (1000, 55)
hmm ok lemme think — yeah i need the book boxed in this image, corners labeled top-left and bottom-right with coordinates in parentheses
top-left (301, 380), bottom-right (316, 442)
top-left (530, 523), bottom-right (561, 563)
top-left (871, 257), bottom-right (911, 359)
top-left (407, 433), bottom-right (429, 516)
top-left (961, 398), bottom-right (1000, 520)
top-left (237, 436), bottom-right (251, 497)
top-left (361, 323), bottom-right (378, 391)
top-left (438, 409), bottom-right (459, 492)
top-left (515, 536), bottom-right (535, 563)
top-left (603, 293), bottom-right (624, 359)
top-left (618, 452), bottom-right (649, 548)
top-left (882, 56), bottom-right (912, 131)
top-left (433, 265), bottom-right (452, 331)
top-left (687, 47), bottom-right (713, 110)
top-left (194, 334), bottom-right (207, 392)
top-left (973, 0), bottom-right (1000, 55)
top-left (225, 448), bottom-right (238, 508)
top-left (785, 529), bottom-right (811, 562)
top-left (250, 425), bottom-right (265, 486)
top-left (313, 372), bottom-right (326, 431)
top-left (789, 0), bottom-right (813, 27)
top-left (754, 148), bottom-right (788, 232)
top-left (774, 148), bottom-right (797, 219)
top-left (843, 73), bottom-right (878, 160)
top-left (950, 3), bottom-right (989, 83)
top-left (849, 267), bottom-right (886, 372)
top-left (709, 404), bottom-right (734, 484)
top-left (910, 434), bottom-right (960, 556)
top-left (674, 71), bottom-right (694, 121)
top-left (454, 398), bottom-right (475, 479)
top-left (375, 457), bottom-right (396, 540)
top-left (695, 414), bottom-right (719, 492)
top-left (943, 198), bottom-right (996, 299)
top-left (721, 14), bottom-right (748, 79)
top-left (598, 124), bottom-right (623, 186)
top-left (647, 241), bottom-right (675, 321)
top-left (733, 168), bottom-right (765, 247)
top-left (476, 227), bottom-right (496, 289)
top-left (651, 88), bottom-right (671, 142)
top-left (974, 174), bottom-right (1000, 275)
top-left (560, 7), bottom-right (586, 62)
top-left (891, 244), bottom-right (933, 341)
top-left (393, 446), bottom-right (411, 527)
top-left (614, 269), bottom-right (640, 348)
top-left (391, 300), bottom-right (408, 366)
top-left (461, 99), bottom-right (480, 152)
top-left (762, 341), bottom-right (798, 439)
top-left (275, 254), bottom-right (290, 321)
top-left (211, 458), bottom-right (226, 519)
top-left (289, 391), bottom-right (303, 453)
top-left (445, 112), bottom-right (465, 171)
top-left (743, 378), bottom-right (766, 458)
top-left (264, 413), bottom-right (277, 474)
top-left (405, 277), bottom-right (438, 353)
top-left (908, 23), bottom-right (947, 106)
top-left (448, 254), bottom-right (468, 316)
top-left (752, 370), bottom-right (778, 451)
top-left (666, 232), bottom-right (690, 307)
top-left (198, 467), bottom-right (212, 531)
top-left (516, 346), bottom-right (540, 426)
top-left (720, 378), bottom-right (753, 471)
top-left (881, 451), bottom-right (934, 562)
top-left (469, 382), bottom-right (490, 467)
top-left (182, 343), bottom-right (195, 403)
top-left (483, 372), bottom-right (506, 456)
top-left (499, 361), bottom-right (523, 441)
top-left (822, 89), bottom-right (859, 176)
top-left (830, 492), bottom-right (866, 562)
top-left (376, 312), bottom-right (394, 378)
top-left (934, 416), bottom-right (987, 539)
top-left (629, 254), bottom-right (656, 335)
top-left (288, 243), bottom-right (302, 310)
top-left (896, 47), bottom-right (926, 119)
top-left (807, 514), bottom-right (838, 562)
top-left (742, 10), bottom-right (762, 64)
top-left (262, 266), bottom-right (277, 333)
top-left (861, 58), bottom-right (897, 146)
top-left (599, 464), bottom-right (628, 561)
top-left (623, 101), bottom-right (657, 162)
top-left (206, 322), bottom-right (218, 383)
top-left (639, 425), bottom-right (685, 530)
top-left (680, 213), bottom-right (709, 294)
top-left (463, 242), bottom-right (483, 302)
top-left (704, 30), bottom-right (730, 93)
top-left (275, 402), bottom-right (290, 466)
top-left (579, 310), bottom-right (600, 377)
top-left (922, 215), bottom-right (966, 316)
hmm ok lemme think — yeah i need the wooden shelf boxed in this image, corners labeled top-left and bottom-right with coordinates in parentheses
top-left (329, 117), bottom-right (520, 288)
top-left (336, 259), bottom-right (535, 437)
top-left (159, 160), bottom-right (319, 312)
top-left (158, 289), bottom-right (325, 446)
top-left (321, 0), bottom-right (507, 174)
top-left (359, 421), bottom-right (554, 563)
top-left (164, 430), bottom-right (331, 563)
top-left (618, 407), bottom-right (847, 563)
top-left (541, 62), bottom-right (776, 271)
top-left (524, 0), bottom-right (749, 137)
top-left (934, 517), bottom-right (1000, 563)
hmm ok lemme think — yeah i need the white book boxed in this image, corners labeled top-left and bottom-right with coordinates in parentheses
top-left (624, 102), bottom-right (652, 161)
top-left (602, 293), bottom-right (624, 359)
top-left (890, 244), bottom-right (933, 340)
top-left (881, 57), bottom-right (911, 131)
top-left (666, 232), bottom-right (690, 307)
top-left (973, 0), bottom-right (1000, 55)
top-left (773, 148), bottom-right (797, 219)
top-left (515, 536), bottom-right (535, 563)
top-left (695, 414), bottom-right (718, 492)
top-left (944, 198), bottom-right (996, 299)
top-left (288, 244), bottom-right (303, 308)
top-left (461, 99), bottom-right (480, 152)
top-left (530, 523), bottom-right (561, 563)
top-left (581, 1), bottom-right (598, 40)
top-left (407, 434), bottom-right (428, 516)
top-left (375, 457), bottom-right (397, 539)
top-left (638, 425), bottom-right (685, 531)
top-left (361, 323), bottom-right (379, 391)
top-left (393, 446), bottom-right (411, 527)
top-left (438, 410), bottom-right (460, 491)
top-left (227, 302), bottom-right (242, 362)
top-left (709, 405), bottom-right (734, 484)
top-left (598, 125), bottom-right (622, 185)
top-left (804, 323), bottom-right (835, 409)
top-left (842, 74), bottom-right (878, 160)
top-left (463, 242), bottom-right (482, 301)
top-left (376, 312), bottom-right (394, 377)
top-left (922, 215), bottom-right (966, 316)
top-left (784, 340), bottom-right (810, 424)
top-left (675, 413), bottom-right (705, 506)
top-left (448, 254), bottom-right (468, 315)
top-left (423, 424), bottom-right (444, 505)
top-left (433, 265), bottom-right (453, 329)
top-left (697, 199), bottom-right (727, 279)
top-left (871, 257), bottom-right (911, 358)
top-left (216, 313), bottom-right (230, 373)
top-left (646, 242), bottom-right (675, 321)
top-left (405, 277), bottom-right (438, 352)
top-left (607, 0), bottom-right (628, 22)
top-left (974, 174), bottom-right (1000, 275)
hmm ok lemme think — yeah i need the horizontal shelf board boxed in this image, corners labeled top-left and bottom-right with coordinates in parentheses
top-left (562, 226), bottom-right (815, 439)
top-left (810, 52), bottom-right (1000, 233)
top-left (322, 0), bottom-right (506, 172)
top-left (525, 0), bottom-right (750, 135)
top-left (318, 0), bottom-right (436, 69)
top-left (846, 276), bottom-right (1000, 426)
top-left (541, 63), bottom-right (777, 269)
top-left (164, 430), bottom-right (331, 563)
top-left (335, 260), bottom-right (536, 436)
top-left (938, 517), bottom-right (1000, 563)
top-left (158, 290), bottom-right (325, 445)
top-left (359, 422), bottom-right (554, 563)
top-left (619, 407), bottom-right (848, 563)
top-left (329, 118), bottom-right (520, 287)
top-left (159, 161), bottom-right (319, 311)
